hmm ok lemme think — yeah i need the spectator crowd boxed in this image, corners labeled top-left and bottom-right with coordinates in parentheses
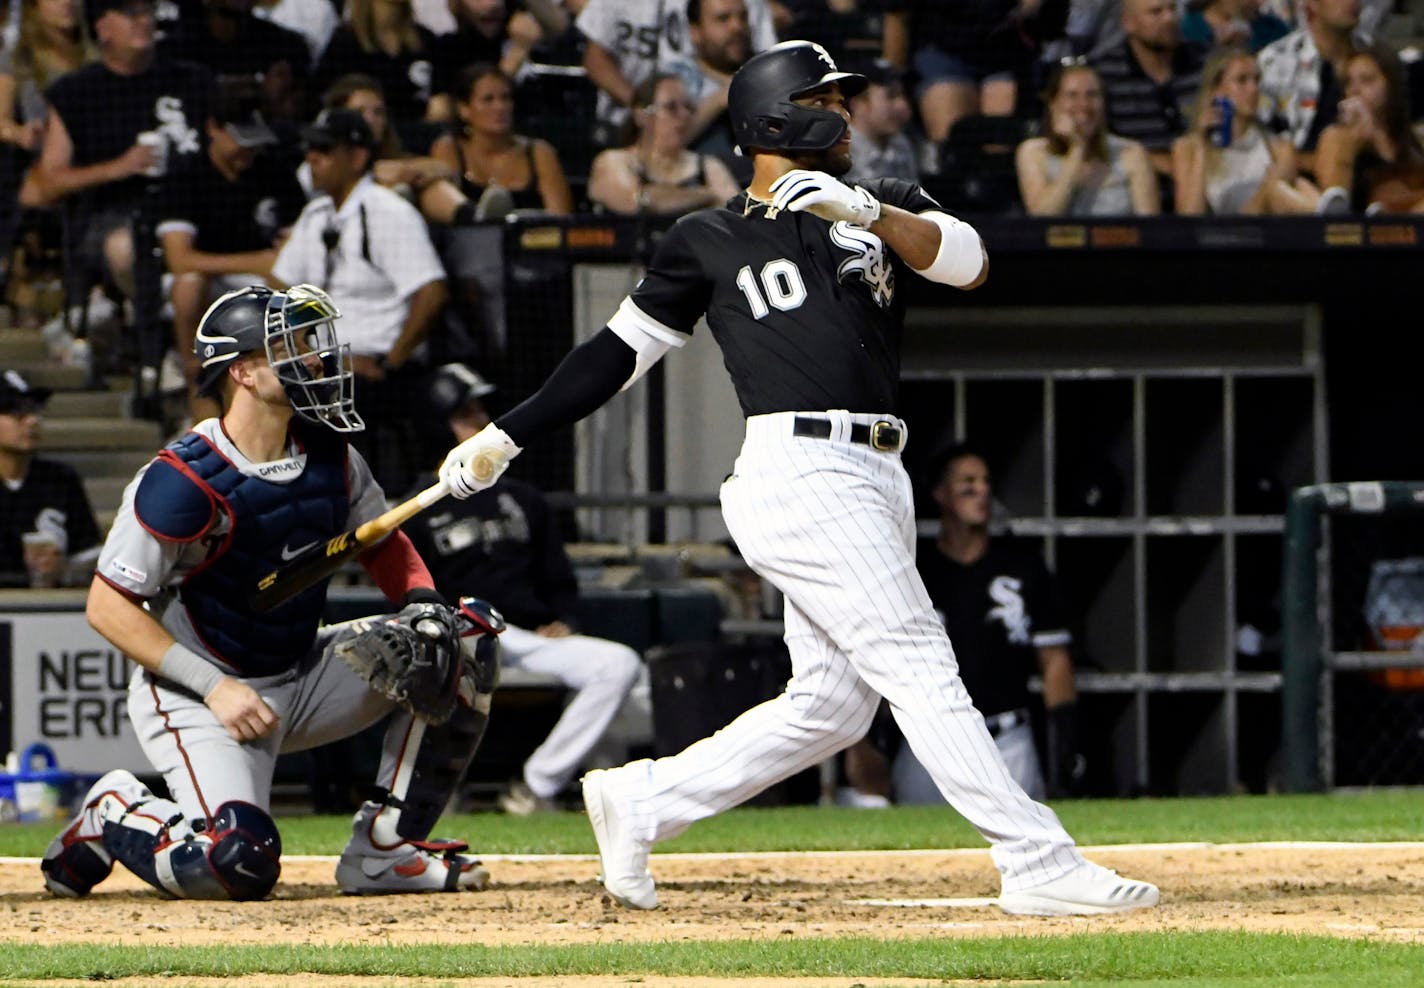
top-left (1, 0), bottom-right (1422, 465)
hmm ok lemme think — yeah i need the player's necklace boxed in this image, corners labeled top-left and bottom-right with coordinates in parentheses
top-left (743, 191), bottom-right (780, 219)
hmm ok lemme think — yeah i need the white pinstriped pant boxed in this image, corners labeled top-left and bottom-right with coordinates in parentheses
top-left (611, 411), bottom-right (1084, 890)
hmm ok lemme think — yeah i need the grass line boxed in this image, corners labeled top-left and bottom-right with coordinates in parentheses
top-left (2, 791), bottom-right (1422, 858)
top-left (1, 933), bottom-right (1420, 981)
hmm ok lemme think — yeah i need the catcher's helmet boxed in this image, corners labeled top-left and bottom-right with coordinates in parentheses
top-left (194, 283), bottom-right (364, 433)
top-left (727, 40), bottom-right (867, 156)
top-left (194, 285), bottom-right (273, 398)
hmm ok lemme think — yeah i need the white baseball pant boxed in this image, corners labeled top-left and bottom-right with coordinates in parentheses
top-left (498, 625), bottom-right (643, 799)
top-left (607, 411), bottom-right (1084, 890)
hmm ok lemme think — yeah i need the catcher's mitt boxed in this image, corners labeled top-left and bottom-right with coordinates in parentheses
top-left (335, 597), bottom-right (463, 724)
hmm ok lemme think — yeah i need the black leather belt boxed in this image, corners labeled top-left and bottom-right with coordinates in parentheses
top-left (984, 707), bottom-right (1030, 739)
top-left (792, 416), bottom-right (903, 452)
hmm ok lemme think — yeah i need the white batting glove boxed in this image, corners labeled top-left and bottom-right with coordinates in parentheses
top-left (438, 423), bottom-right (523, 499)
top-left (768, 169), bottom-right (881, 227)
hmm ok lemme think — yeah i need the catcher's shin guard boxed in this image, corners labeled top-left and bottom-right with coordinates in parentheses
top-left (378, 628), bottom-right (501, 841)
top-left (102, 799), bottom-right (281, 900)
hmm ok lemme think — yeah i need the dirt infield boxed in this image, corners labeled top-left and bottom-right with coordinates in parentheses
top-left (3, 842), bottom-right (1422, 949)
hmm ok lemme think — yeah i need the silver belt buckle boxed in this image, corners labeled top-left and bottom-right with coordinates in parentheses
top-left (870, 420), bottom-right (900, 452)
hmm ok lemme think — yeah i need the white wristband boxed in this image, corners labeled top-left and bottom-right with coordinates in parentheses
top-left (158, 642), bottom-right (225, 699)
top-left (912, 211), bottom-right (986, 287)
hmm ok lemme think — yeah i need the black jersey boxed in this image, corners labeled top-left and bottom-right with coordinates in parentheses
top-left (916, 537), bottom-right (1072, 717)
top-left (0, 457), bottom-right (102, 587)
top-left (614, 177), bottom-right (941, 416)
top-left (155, 152), bottom-right (306, 255)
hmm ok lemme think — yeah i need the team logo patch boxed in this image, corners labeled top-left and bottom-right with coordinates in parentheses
top-left (829, 221), bottom-right (894, 308)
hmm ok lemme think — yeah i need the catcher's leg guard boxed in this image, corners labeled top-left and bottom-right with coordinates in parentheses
top-left (102, 798), bottom-right (282, 901)
top-left (380, 633), bottom-right (500, 841)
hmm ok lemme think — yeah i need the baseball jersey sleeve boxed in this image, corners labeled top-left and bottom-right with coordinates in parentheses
top-left (345, 443), bottom-right (390, 527)
top-left (574, 0), bottom-right (619, 48)
top-left (96, 465), bottom-right (196, 599)
top-left (607, 217), bottom-right (711, 345)
top-left (1022, 552), bottom-right (1072, 649)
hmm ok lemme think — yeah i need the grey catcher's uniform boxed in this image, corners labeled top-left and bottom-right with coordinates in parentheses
top-left (593, 179), bottom-right (1087, 890)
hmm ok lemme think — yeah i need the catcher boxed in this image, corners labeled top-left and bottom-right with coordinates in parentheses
top-left (41, 285), bottom-right (501, 901)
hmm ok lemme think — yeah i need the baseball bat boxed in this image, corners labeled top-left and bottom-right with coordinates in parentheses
top-left (250, 479), bottom-right (452, 612)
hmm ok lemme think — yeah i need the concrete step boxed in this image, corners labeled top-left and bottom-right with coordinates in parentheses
top-left (48, 390), bottom-right (131, 418)
top-left (83, 476), bottom-right (132, 513)
top-left (7, 361), bottom-right (90, 391)
top-left (39, 417), bottom-right (163, 451)
top-left (47, 448), bottom-right (154, 478)
top-left (0, 329), bottom-right (49, 362)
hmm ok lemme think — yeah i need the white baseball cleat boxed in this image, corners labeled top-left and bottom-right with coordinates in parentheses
top-left (998, 861), bottom-right (1159, 916)
top-left (336, 838), bottom-right (490, 895)
top-left (582, 769), bottom-right (657, 909)
top-left (39, 769), bottom-right (141, 897)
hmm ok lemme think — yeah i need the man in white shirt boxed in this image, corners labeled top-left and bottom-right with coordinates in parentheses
top-left (1257, 0), bottom-right (1363, 160)
top-left (270, 107), bottom-right (449, 493)
top-left (576, 0), bottom-right (777, 142)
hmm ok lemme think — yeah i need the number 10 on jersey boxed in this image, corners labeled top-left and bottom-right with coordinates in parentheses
top-left (736, 260), bottom-right (807, 319)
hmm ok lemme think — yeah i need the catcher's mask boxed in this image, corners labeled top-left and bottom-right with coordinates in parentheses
top-left (728, 40), bottom-right (867, 156)
top-left (264, 284), bottom-right (365, 433)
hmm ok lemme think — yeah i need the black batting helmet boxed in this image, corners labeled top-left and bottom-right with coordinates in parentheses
top-left (727, 40), bottom-right (867, 156)
top-left (194, 285), bottom-right (273, 398)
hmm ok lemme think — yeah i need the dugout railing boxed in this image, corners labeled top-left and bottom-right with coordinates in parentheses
top-left (1282, 481), bottom-right (1424, 791)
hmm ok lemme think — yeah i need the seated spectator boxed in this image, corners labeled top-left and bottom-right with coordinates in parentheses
top-left (323, 72), bottom-right (480, 224)
top-left (1091, 0), bottom-right (1207, 177)
top-left (314, 0), bottom-right (437, 125)
top-left (1015, 61), bottom-right (1159, 214)
top-left (269, 107), bottom-right (449, 493)
top-left (1257, 0), bottom-right (1364, 166)
top-left (586, 72), bottom-right (739, 216)
top-left (157, 0), bottom-right (310, 124)
top-left (253, 0), bottom-right (340, 67)
top-left (844, 58), bottom-right (918, 186)
top-left (576, 0), bottom-right (777, 147)
top-left (427, 0), bottom-right (569, 120)
top-left (430, 62), bottom-right (573, 216)
top-left (404, 364), bottom-right (645, 815)
top-left (881, 0), bottom-right (1034, 146)
top-left (25, 0), bottom-right (212, 350)
top-left (2, 0), bottom-right (96, 162)
top-left (1, 0), bottom-right (97, 297)
top-left (156, 96), bottom-right (305, 424)
top-left (1313, 43), bottom-right (1424, 213)
top-left (1181, 0), bottom-right (1290, 54)
top-left (0, 369), bottom-right (102, 588)
top-left (1172, 45), bottom-right (1318, 214)
top-left (664, 0), bottom-right (755, 184)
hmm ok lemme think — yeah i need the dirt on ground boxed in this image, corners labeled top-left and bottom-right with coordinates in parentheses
top-left (2, 844), bottom-right (1421, 984)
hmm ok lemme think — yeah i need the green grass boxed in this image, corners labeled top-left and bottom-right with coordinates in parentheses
top-left (1, 934), bottom-right (1421, 984)
top-left (3, 789), bottom-right (1421, 857)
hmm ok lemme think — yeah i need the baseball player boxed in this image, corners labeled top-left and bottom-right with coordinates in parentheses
top-left (405, 364), bottom-right (644, 815)
top-left (896, 441), bottom-right (1084, 803)
top-left (438, 41), bottom-right (1159, 916)
top-left (40, 284), bottom-right (499, 901)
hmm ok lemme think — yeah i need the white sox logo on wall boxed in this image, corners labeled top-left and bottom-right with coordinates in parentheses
top-left (829, 221), bottom-right (894, 308)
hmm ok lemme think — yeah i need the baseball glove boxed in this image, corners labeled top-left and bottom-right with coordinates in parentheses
top-left (335, 594), bottom-right (463, 724)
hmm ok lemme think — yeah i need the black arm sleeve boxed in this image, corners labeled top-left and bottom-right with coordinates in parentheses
top-left (494, 326), bottom-right (637, 447)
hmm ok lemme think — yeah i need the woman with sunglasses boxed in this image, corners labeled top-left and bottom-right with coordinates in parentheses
top-left (588, 72), bottom-right (740, 216)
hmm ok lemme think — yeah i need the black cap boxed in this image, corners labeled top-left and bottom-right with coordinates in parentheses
top-left (426, 364), bottom-right (496, 419)
top-left (0, 370), bottom-right (53, 414)
top-left (214, 83), bottom-right (279, 149)
top-left (859, 58), bottom-right (906, 88)
top-left (301, 108), bottom-right (376, 151)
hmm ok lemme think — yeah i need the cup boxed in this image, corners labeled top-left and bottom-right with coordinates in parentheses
top-left (1210, 97), bottom-right (1234, 149)
top-left (136, 129), bottom-right (168, 178)
top-left (21, 531), bottom-right (63, 589)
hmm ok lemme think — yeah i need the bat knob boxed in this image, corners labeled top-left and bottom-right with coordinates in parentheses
top-left (472, 455), bottom-right (497, 484)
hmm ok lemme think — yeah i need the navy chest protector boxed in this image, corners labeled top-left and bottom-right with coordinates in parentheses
top-left (135, 427), bottom-right (350, 676)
